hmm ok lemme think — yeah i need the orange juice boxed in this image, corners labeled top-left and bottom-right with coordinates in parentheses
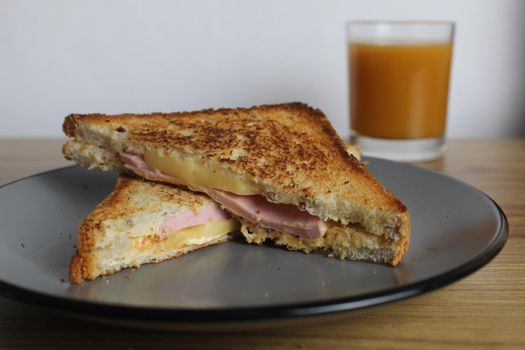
top-left (349, 42), bottom-right (452, 139)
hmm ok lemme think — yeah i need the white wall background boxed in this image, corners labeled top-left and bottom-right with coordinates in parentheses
top-left (1, 0), bottom-right (524, 138)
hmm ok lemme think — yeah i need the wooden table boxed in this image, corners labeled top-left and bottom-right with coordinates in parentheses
top-left (0, 139), bottom-right (524, 349)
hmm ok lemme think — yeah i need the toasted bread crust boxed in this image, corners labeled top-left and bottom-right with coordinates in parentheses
top-left (391, 211), bottom-right (410, 265)
top-left (63, 115), bottom-right (77, 137)
top-left (63, 102), bottom-right (410, 258)
top-left (69, 253), bottom-right (89, 283)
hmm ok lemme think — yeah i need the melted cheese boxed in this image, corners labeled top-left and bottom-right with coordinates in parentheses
top-left (143, 150), bottom-right (260, 195)
top-left (133, 219), bottom-right (238, 249)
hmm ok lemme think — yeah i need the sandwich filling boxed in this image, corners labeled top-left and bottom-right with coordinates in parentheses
top-left (144, 150), bottom-right (260, 195)
top-left (118, 152), bottom-right (327, 238)
top-left (159, 207), bottom-right (231, 237)
top-left (133, 218), bottom-right (238, 249)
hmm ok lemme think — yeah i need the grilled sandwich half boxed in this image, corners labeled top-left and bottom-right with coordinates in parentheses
top-left (63, 103), bottom-right (410, 266)
top-left (70, 174), bottom-right (238, 283)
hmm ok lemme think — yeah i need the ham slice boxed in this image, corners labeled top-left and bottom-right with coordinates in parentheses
top-left (159, 207), bottom-right (231, 237)
top-left (203, 189), bottom-right (326, 238)
top-left (119, 152), bottom-right (326, 238)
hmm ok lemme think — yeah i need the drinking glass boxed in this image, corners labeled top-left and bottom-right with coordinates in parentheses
top-left (347, 21), bottom-right (455, 161)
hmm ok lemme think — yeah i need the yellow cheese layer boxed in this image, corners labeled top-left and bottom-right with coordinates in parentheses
top-left (143, 150), bottom-right (260, 195)
top-left (133, 219), bottom-right (239, 249)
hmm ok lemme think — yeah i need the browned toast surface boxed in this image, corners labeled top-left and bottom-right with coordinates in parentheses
top-left (64, 103), bottom-right (406, 214)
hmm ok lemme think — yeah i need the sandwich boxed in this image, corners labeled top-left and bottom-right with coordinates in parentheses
top-left (63, 102), bottom-right (410, 266)
top-left (70, 174), bottom-right (238, 283)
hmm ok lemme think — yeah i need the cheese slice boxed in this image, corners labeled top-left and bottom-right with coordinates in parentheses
top-left (133, 219), bottom-right (239, 250)
top-left (143, 150), bottom-right (260, 195)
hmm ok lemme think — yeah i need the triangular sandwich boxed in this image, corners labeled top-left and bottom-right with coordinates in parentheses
top-left (64, 103), bottom-right (410, 266)
top-left (70, 174), bottom-right (238, 283)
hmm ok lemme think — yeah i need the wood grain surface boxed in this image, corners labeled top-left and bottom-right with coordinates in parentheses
top-left (0, 138), bottom-right (524, 349)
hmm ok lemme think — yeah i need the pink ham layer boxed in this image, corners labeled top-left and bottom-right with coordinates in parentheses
top-left (118, 152), bottom-right (327, 238)
top-left (203, 189), bottom-right (326, 238)
top-left (159, 207), bottom-right (231, 237)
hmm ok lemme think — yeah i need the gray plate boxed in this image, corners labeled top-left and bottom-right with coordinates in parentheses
top-left (0, 158), bottom-right (508, 330)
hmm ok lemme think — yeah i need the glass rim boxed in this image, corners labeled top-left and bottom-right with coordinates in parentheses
top-left (346, 20), bottom-right (455, 29)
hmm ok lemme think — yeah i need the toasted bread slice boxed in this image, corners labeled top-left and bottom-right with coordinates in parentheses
top-left (63, 103), bottom-right (409, 265)
top-left (70, 174), bottom-right (238, 283)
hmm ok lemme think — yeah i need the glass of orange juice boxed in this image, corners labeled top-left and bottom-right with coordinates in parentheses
top-left (347, 21), bottom-right (455, 161)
